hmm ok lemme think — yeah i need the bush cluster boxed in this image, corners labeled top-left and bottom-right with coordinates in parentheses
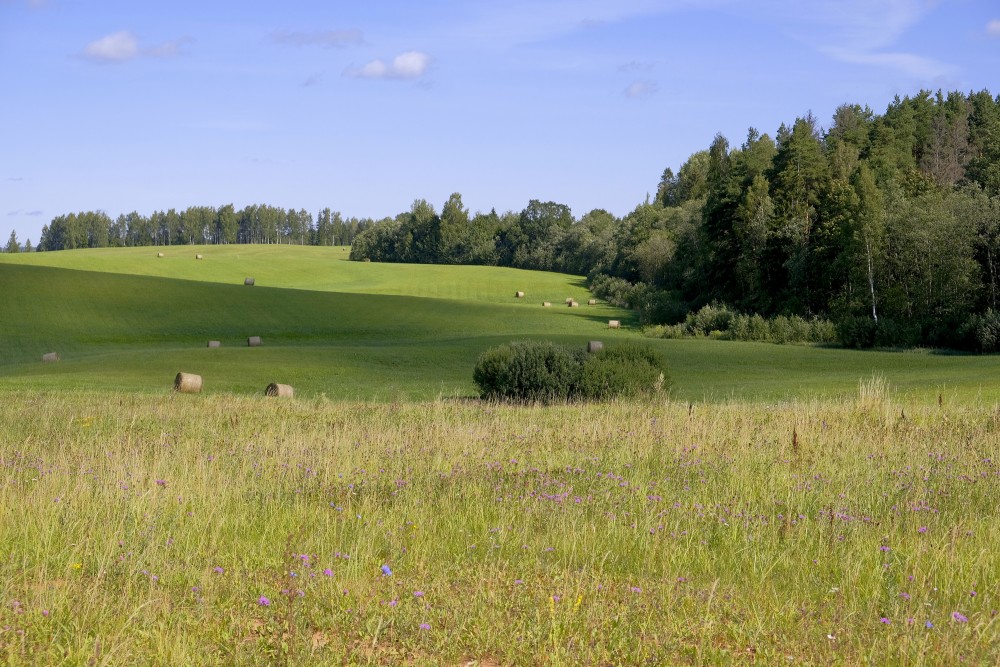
top-left (473, 340), bottom-right (670, 402)
top-left (645, 304), bottom-right (837, 345)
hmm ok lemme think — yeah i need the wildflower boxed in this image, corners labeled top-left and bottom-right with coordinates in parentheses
top-left (388, 599), bottom-right (398, 607)
top-left (381, 564), bottom-right (392, 576)
top-left (900, 592), bottom-right (911, 601)
top-left (630, 586), bottom-right (642, 593)
top-left (514, 579), bottom-right (523, 585)
top-left (71, 562), bottom-right (82, 570)
top-left (323, 568), bottom-right (334, 576)
top-left (155, 479), bottom-right (167, 487)
top-left (918, 526), bottom-right (928, 533)
top-left (413, 591), bottom-right (424, 597)
top-left (879, 545), bottom-right (890, 552)
top-left (419, 623), bottom-right (431, 630)
top-left (41, 610), bottom-right (49, 617)
top-left (213, 566), bottom-right (224, 574)
top-left (925, 620), bottom-right (933, 628)
top-left (258, 596), bottom-right (271, 606)
top-left (880, 617), bottom-right (891, 624)
top-left (952, 611), bottom-right (968, 623)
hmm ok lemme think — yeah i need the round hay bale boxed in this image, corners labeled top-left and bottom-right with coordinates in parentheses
top-left (174, 372), bottom-right (203, 393)
top-left (41, 352), bottom-right (59, 362)
top-left (608, 320), bottom-right (621, 329)
top-left (565, 297), bottom-right (574, 304)
top-left (247, 336), bottom-right (262, 347)
top-left (207, 340), bottom-right (221, 348)
top-left (265, 382), bottom-right (294, 398)
top-left (587, 340), bottom-right (604, 353)
top-left (588, 298), bottom-right (597, 305)
top-left (244, 277), bottom-right (255, 286)
top-left (569, 301), bottom-right (579, 308)
top-left (157, 252), bottom-right (164, 258)
top-left (195, 254), bottom-right (203, 260)
top-left (542, 301), bottom-right (551, 307)
top-left (515, 291), bottom-right (525, 298)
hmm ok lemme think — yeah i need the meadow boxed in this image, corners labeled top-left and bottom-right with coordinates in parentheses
top-left (1, 246), bottom-right (999, 665)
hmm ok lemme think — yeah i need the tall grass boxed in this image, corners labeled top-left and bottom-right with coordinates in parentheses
top-left (1, 390), bottom-right (997, 665)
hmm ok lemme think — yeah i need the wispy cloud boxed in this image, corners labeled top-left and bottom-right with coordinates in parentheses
top-left (27, 210), bottom-right (43, 216)
top-left (301, 72), bottom-right (324, 88)
top-left (270, 29), bottom-right (363, 48)
top-left (6, 177), bottom-right (25, 182)
top-left (345, 51), bottom-right (431, 80)
top-left (618, 60), bottom-right (655, 72)
top-left (822, 46), bottom-right (957, 80)
top-left (624, 80), bottom-right (657, 98)
top-left (80, 31), bottom-right (193, 63)
top-left (6, 209), bottom-right (42, 216)
top-left (987, 19), bottom-right (1000, 37)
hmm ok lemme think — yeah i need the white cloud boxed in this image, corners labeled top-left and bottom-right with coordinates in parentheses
top-left (83, 31), bottom-right (139, 62)
top-left (346, 51), bottom-right (431, 80)
top-left (81, 31), bottom-right (192, 63)
top-left (822, 47), bottom-right (956, 80)
top-left (624, 80), bottom-right (657, 98)
top-left (270, 29), bottom-right (363, 48)
top-left (987, 19), bottom-right (1000, 37)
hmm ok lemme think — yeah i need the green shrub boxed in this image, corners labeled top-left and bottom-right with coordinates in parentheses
top-left (473, 340), bottom-right (584, 402)
top-left (577, 342), bottom-right (671, 400)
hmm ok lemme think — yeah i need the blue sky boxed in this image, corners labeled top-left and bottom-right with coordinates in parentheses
top-left (2, 0), bottom-right (999, 245)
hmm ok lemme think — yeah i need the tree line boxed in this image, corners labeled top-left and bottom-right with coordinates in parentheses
top-left (21, 88), bottom-right (1000, 350)
top-left (33, 205), bottom-right (376, 251)
top-left (347, 88), bottom-right (1000, 351)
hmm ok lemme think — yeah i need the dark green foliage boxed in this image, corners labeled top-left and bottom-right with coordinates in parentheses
top-left (473, 341), bottom-right (585, 402)
top-left (472, 340), bottom-right (669, 402)
top-left (577, 343), bottom-right (670, 400)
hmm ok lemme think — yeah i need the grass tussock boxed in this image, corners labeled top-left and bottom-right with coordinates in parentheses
top-left (0, 390), bottom-right (998, 665)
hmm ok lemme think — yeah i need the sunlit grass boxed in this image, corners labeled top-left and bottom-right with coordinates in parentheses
top-left (1, 389), bottom-right (997, 665)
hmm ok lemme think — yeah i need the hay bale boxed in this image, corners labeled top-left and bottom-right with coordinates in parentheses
top-left (195, 254), bottom-right (203, 260)
top-left (244, 277), bottom-right (255, 286)
top-left (566, 297), bottom-right (574, 304)
top-left (542, 301), bottom-right (551, 307)
top-left (587, 341), bottom-right (604, 353)
top-left (515, 291), bottom-right (525, 298)
top-left (588, 298), bottom-right (597, 305)
top-left (265, 382), bottom-right (294, 398)
top-left (157, 252), bottom-right (164, 258)
top-left (569, 301), bottom-right (579, 308)
top-left (207, 340), bottom-right (221, 348)
top-left (608, 320), bottom-right (621, 329)
top-left (247, 336), bottom-right (262, 347)
top-left (41, 352), bottom-right (59, 362)
top-left (174, 372), bottom-right (203, 393)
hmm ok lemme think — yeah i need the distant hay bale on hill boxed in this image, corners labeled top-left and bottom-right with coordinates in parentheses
top-left (247, 336), bottom-right (262, 347)
top-left (543, 301), bottom-right (551, 307)
top-left (195, 254), bottom-right (203, 260)
top-left (569, 301), bottom-right (579, 308)
top-left (244, 277), bottom-right (255, 286)
top-left (587, 341), bottom-right (604, 353)
top-left (174, 372), bottom-right (203, 393)
top-left (565, 297), bottom-right (574, 304)
top-left (207, 340), bottom-right (220, 348)
top-left (265, 383), bottom-right (294, 398)
top-left (41, 352), bottom-right (59, 362)
top-left (515, 291), bottom-right (525, 298)
top-left (588, 299), bottom-right (597, 305)
top-left (608, 320), bottom-right (621, 329)
top-left (157, 252), bottom-right (164, 258)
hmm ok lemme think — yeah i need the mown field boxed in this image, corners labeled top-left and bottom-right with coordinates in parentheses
top-left (2, 245), bottom-right (1000, 403)
top-left (1, 246), bottom-right (999, 665)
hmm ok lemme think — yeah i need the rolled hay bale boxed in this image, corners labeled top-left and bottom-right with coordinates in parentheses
top-left (265, 382), bottom-right (294, 398)
top-left (207, 340), bottom-right (221, 348)
top-left (566, 297), bottom-right (574, 304)
top-left (247, 336), bottom-right (262, 347)
top-left (608, 320), bottom-right (621, 329)
top-left (587, 340), bottom-right (604, 353)
top-left (174, 372), bottom-right (203, 393)
top-left (157, 252), bottom-right (164, 258)
top-left (195, 254), bottom-right (203, 260)
top-left (543, 301), bottom-right (551, 307)
top-left (569, 301), bottom-right (579, 308)
top-left (588, 298), bottom-right (597, 305)
top-left (515, 291), bottom-right (525, 298)
top-left (41, 352), bottom-right (59, 362)
top-left (244, 277), bottom-right (255, 286)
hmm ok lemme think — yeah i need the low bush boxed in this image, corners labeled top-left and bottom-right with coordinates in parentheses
top-left (473, 340), bottom-right (669, 402)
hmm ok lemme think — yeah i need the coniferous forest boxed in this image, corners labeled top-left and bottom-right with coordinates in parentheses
top-left (25, 89), bottom-right (1000, 351)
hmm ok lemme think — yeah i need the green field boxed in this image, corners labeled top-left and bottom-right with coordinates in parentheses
top-left (2, 245), bottom-right (999, 402)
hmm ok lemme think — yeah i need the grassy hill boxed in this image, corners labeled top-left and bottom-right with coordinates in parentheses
top-left (2, 245), bottom-right (1000, 402)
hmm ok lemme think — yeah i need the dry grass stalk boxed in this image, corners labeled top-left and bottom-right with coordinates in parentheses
top-left (173, 372), bottom-right (203, 393)
top-left (265, 383), bottom-right (294, 398)
top-left (247, 336), bottom-right (262, 347)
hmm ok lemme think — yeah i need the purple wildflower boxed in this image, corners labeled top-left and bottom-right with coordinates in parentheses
top-left (213, 566), bottom-right (224, 574)
top-left (381, 564), bottom-right (392, 576)
top-left (880, 617), bottom-right (891, 624)
top-left (258, 596), bottom-right (271, 606)
top-left (419, 623), bottom-right (430, 630)
top-left (323, 568), bottom-right (334, 576)
top-left (952, 611), bottom-right (968, 623)
top-left (413, 591), bottom-right (424, 597)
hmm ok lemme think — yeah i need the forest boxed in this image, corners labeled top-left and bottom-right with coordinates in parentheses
top-left (19, 88), bottom-right (1000, 350)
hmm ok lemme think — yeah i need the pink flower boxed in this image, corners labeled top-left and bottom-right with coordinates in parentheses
top-left (258, 596), bottom-right (271, 606)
